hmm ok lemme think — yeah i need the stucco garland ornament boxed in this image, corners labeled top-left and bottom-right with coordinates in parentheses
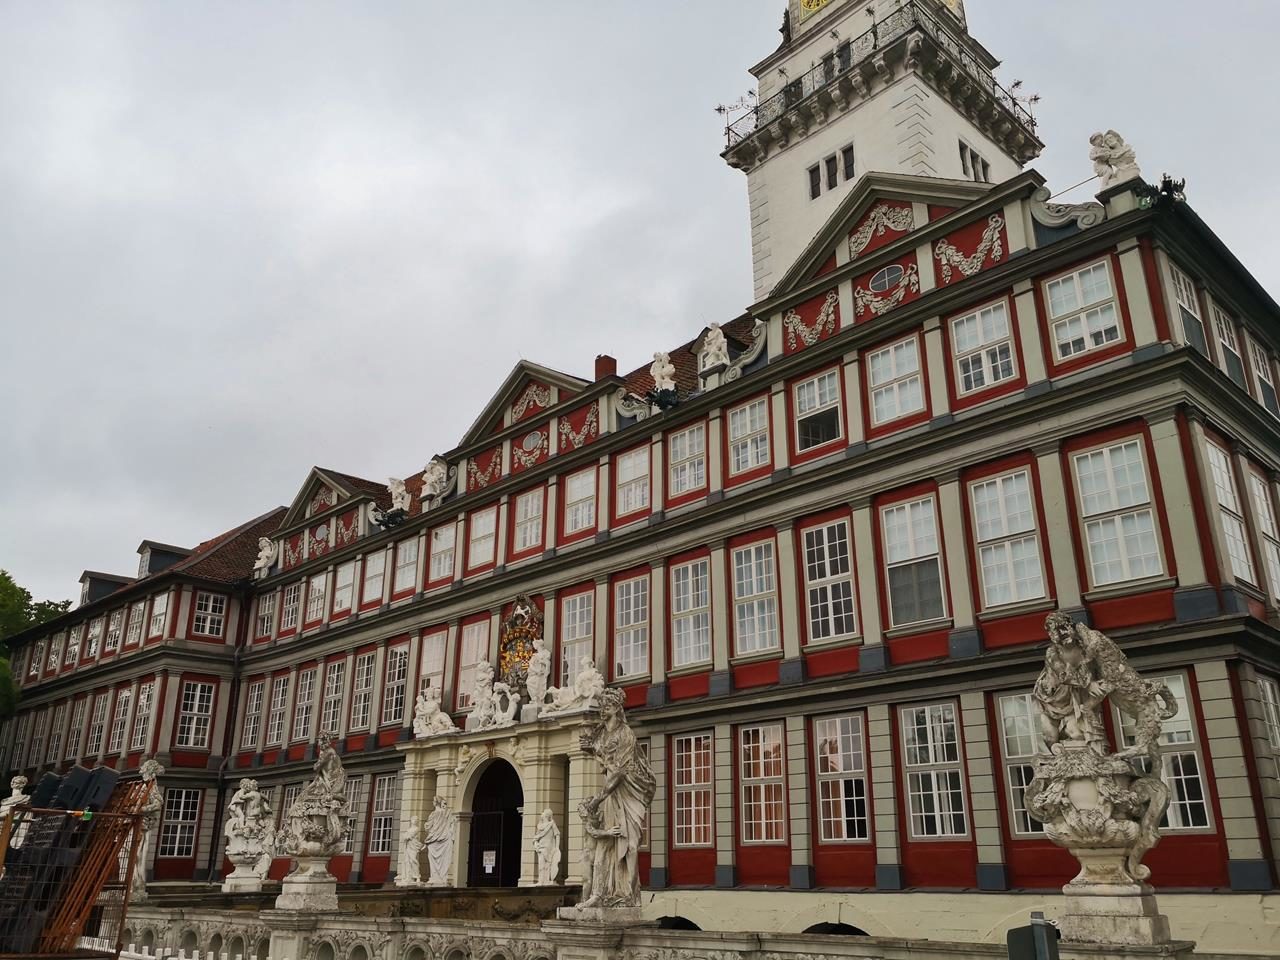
top-left (782, 290), bottom-right (839, 350)
top-left (933, 213), bottom-right (1005, 284)
top-left (558, 403), bottom-right (600, 448)
top-left (282, 536), bottom-right (304, 568)
top-left (466, 451), bottom-right (503, 490)
top-left (854, 263), bottom-right (920, 317)
top-left (1090, 130), bottom-right (1142, 191)
top-left (511, 383), bottom-right (552, 421)
top-left (848, 202), bottom-right (914, 259)
top-left (511, 429), bottom-right (548, 469)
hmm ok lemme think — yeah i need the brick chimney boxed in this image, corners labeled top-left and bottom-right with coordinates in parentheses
top-left (595, 354), bottom-right (618, 380)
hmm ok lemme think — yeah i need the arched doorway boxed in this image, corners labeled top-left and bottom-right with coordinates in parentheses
top-left (467, 759), bottom-right (523, 887)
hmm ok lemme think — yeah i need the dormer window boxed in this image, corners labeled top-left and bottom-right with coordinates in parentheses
top-left (79, 583), bottom-right (90, 607)
top-left (137, 548), bottom-right (151, 579)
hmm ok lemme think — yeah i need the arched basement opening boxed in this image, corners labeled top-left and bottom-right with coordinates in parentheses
top-left (656, 916), bottom-right (702, 931)
top-left (803, 923), bottom-right (869, 936)
top-left (467, 759), bottom-right (523, 887)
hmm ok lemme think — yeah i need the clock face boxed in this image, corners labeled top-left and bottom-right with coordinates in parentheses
top-left (799, 0), bottom-right (833, 19)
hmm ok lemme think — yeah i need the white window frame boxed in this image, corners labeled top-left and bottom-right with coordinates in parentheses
top-left (255, 593), bottom-right (277, 637)
top-left (457, 621), bottom-right (490, 711)
top-left (241, 681), bottom-right (265, 750)
top-left (867, 335), bottom-right (925, 427)
top-left (381, 645), bottom-right (409, 725)
top-left (1259, 676), bottom-right (1280, 751)
top-left (951, 299), bottom-right (1016, 395)
top-left (350, 652), bottom-right (376, 730)
top-left (47, 632), bottom-right (63, 672)
top-left (813, 713), bottom-right (869, 842)
top-left (362, 550), bottom-right (387, 605)
top-left (429, 524), bottom-right (456, 583)
top-left (192, 592), bottom-right (225, 637)
top-left (305, 573), bottom-right (328, 623)
top-left (615, 448), bottom-right (651, 519)
top-left (85, 617), bottom-right (103, 659)
top-left (1247, 336), bottom-right (1280, 418)
top-left (332, 562), bottom-right (355, 614)
top-left (46, 702), bottom-right (66, 764)
top-left (369, 775), bottom-right (396, 855)
top-left (1045, 259), bottom-right (1122, 361)
top-left (1116, 673), bottom-right (1211, 831)
top-left (793, 369), bottom-right (843, 453)
top-left (107, 688), bottom-right (132, 754)
top-left (900, 701), bottom-right (969, 839)
top-left (1170, 264), bottom-right (1209, 355)
top-left (393, 538), bottom-right (419, 594)
top-left (970, 469), bottom-right (1046, 608)
top-left (560, 592), bottom-right (594, 687)
top-left (130, 681), bottom-right (155, 752)
top-left (1206, 442), bottom-right (1256, 585)
top-left (321, 661), bottom-right (346, 736)
top-left (148, 592), bottom-right (168, 637)
top-left (727, 397), bottom-right (770, 477)
top-left (176, 681), bottom-right (215, 749)
top-left (1072, 439), bottom-right (1163, 588)
top-left (279, 583), bottom-right (302, 632)
top-left (672, 732), bottom-right (713, 847)
top-left (467, 506), bottom-right (498, 568)
top-left (513, 488), bottom-right (544, 554)
top-left (265, 676), bottom-right (290, 746)
top-left (563, 469), bottom-right (597, 535)
top-left (732, 540), bottom-right (779, 656)
top-left (739, 723), bottom-right (786, 844)
top-left (668, 423), bottom-right (707, 497)
top-left (801, 519), bottom-right (858, 643)
top-left (882, 496), bottom-right (948, 627)
top-left (86, 694), bottom-right (109, 756)
top-left (158, 789), bottom-right (201, 858)
top-left (64, 624), bottom-right (82, 665)
top-left (125, 601), bottom-right (146, 645)
top-left (420, 630), bottom-right (448, 699)
top-left (613, 575), bottom-right (649, 680)
top-left (1212, 305), bottom-right (1247, 388)
top-left (65, 697), bottom-right (87, 761)
top-left (670, 559), bottom-right (711, 668)
top-left (996, 693), bottom-right (1045, 836)
top-left (105, 610), bottom-right (123, 652)
top-left (291, 669), bottom-right (317, 742)
top-left (1249, 472), bottom-right (1280, 600)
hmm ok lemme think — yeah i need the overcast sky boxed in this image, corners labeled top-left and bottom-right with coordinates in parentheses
top-left (2, 1), bottom-right (1278, 604)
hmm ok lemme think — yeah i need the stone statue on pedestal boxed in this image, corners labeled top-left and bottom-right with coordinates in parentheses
top-left (533, 808), bottom-right (561, 885)
top-left (543, 658), bottom-right (605, 717)
top-left (649, 352), bottom-right (677, 393)
top-left (469, 661), bottom-right (521, 732)
top-left (1090, 130), bottom-right (1142, 190)
top-left (396, 817), bottom-right (425, 886)
top-left (388, 477), bottom-right (412, 513)
top-left (131, 759), bottom-right (165, 903)
top-left (701, 323), bottom-right (731, 369)
top-left (1, 776), bottom-right (29, 849)
top-left (412, 687), bottom-right (458, 739)
top-left (1025, 612), bottom-right (1179, 945)
top-left (525, 637), bottom-right (552, 715)
top-left (424, 796), bottom-right (457, 887)
top-left (222, 778), bottom-right (272, 892)
top-left (252, 538), bottom-right (277, 577)
top-left (275, 733), bottom-right (348, 911)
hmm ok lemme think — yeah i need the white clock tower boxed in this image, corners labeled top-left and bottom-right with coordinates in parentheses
top-left (724, 0), bottom-right (1043, 299)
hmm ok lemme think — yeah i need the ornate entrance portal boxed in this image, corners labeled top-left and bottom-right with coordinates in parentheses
top-left (467, 760), bottom-right (523, 887)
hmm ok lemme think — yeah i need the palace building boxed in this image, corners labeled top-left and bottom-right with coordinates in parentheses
top-left (5, 0), bottom-right (1280, 952)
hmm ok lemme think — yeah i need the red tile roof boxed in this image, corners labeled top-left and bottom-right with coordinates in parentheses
top-left (176, 508), bottom-right (288, 583)
top-left (622, 313), bottom-right (758, 396)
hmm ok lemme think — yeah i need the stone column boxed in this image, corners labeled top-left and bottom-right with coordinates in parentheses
top-left (938, 474), bottom-right (977, 658)
top-left (851, 499), bottom-right (885, 670)
top-left (650, 435), bottom-right (666, 514)
top-left (769, 383), bottom-right (790, 472)
top-left (776, 523), bottom-right (803, 680)
top-left (707, 413), bottom-right (725, 493)
top-left (841, 353), bottom-right (864, 447)
top-left (647, 736), bottom-right (669, 888)
top-left (709, 542), bottom-right (731, 684)
top-left (593, 578), bottom-right (609, 671)
top-left (922, 317), bottom-right (951, 420)
top-left (961, 691), bottom-right (1007, 890)
top-left (1235, 662), bottom-right (1280, 884)
top-left (785, 714), bottom-right (812, 888)
top-left (713, 721), bottom-right (734, 888)
top-left (649, 561), bottom-right (667, 702)
top-left (1012, 281), bottom-right (1047, 385)
top-left (867, 703), bottom-right (902, 889)
top-left (518, 738), bottom-right (567, 887)
top-left (1117, 238), bottom-right (1160, 348)
top-left (564, 742), bottom-right (601, 885)
top-left (1148, 410), bottom-right (1215, 617)
top-left (1034, 443), bottom-right (1084, 615)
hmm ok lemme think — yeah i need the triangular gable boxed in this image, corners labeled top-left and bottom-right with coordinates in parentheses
top-left (457, 360), bottom-right (590, 449)
top-left (279, 466), bottom-right (385, 532)
top-left (773, 172), bottom-right (996, 301)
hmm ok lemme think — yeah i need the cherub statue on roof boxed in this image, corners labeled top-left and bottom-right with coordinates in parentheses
top-left (388, 477), bottom-right (411, 513)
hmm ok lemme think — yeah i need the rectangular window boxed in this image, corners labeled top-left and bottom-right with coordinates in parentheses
top-left (429, 525), bottom-right (456, 583)
top-left (668, 424), bottom-right (707, 497)
top-left (107, 688), bottom-right (132, 753)
top-left (1117, 674), bottom-right (1209, 829)
top-left (420, 631), bottom-right (448, 698)
top-left (564, 469), bottom-right (597, 535)
top-left (321, 661), bottom-right (346, 735)
top-left (952, 301), bottom-right (1015, 394)
top-left (86, 694), bottom-right (109, 755)
top-left (64, 624), bottom-right (82, 665)
top-left (457, 621), bottom-right (490, 710)
top-left (1073, 440), bottom-right (1162, 586)
top-left (362, 551), bottom-right (387, 605)
top-left (265, 676), bottom-right (290, 746)
top-left (47, 633), bottom-right (63, 672)
top-left (673, 733), bottom-right (713, 846)
top-left (971, 470), bottom-right (1045, 607)
top-left (823, 155), bottom-right (837, 191)
top-left (255, 593), bottom-right (277, 637)
top-left (105, 610), bottom-right (123, 652)
top-left (739, 723), bottom-right (786, 843)
top-left (997, 694), bottom-right (1045, 835)
top-left (615, 448), bottom-right (651, 517)
top-left (369, 775), bottom-right (396, 855)
top-left (350, 652), bottom-right (376, 730)
top-left (803, 520), bottom-right (857, 641)
top-left (279, 784), bottom-right (303, 829)
top-left (125, 601), bottom-right (146, 645)
top-left (130, 681), bottom-right (155, 752)
top-left (841, 144), bottom-right (856, 181)
top-left (342, 778), bottom-right (363, 854)
top-left (732, 541), bottom-right (779, 655)
top-left (192, 593), bottom-right (225, 637)
top-left (393, 538), bottom-right (419, 593)
top-left (728, 397), bottom-right (770, 476)
top-left (560, 592), bottom-right (594, 687)
top-left (1249, 338), bottom-right (1280, 417)
top-left (808, 164), bottom-right (821, 200)
top-left (46, 703), bottom-right (66, 764)
top-left (292, 669), bottom-right (317, 742)
top-left (241, 681), bottom-right (265, 749)
top-left (85, 617), bottom-right (103, 659)
top-left (671, 559), bottom-right (711, 668)
top-left (1047, 261), bottom-right (1121, 361)
top-left (1249, 473), bottom-right (1280, 600)
top-left (794, 370), bottom-right (842, 452)
top-left (280, 583), bottom-right (302, 632)
top-left (1259, 676), bottom-right (1280, 750)
top-left (613, 576), bottom-right (649, 679)
top-left (158, 789), bottom-right (201, 858)
top-left (468, 506), bottom-right (498, 568)
top-left (176, 681), bottom-right (215, 748)
top-left (27, 709), bottom-right (47, 766)
top-left (332, 562), bottom-right (355, 614)
top-left (65, 698), bottom-right (87, 761)
top-left (1170, 265), bottom-right (1208, 355)
top-left (814, 714), bottom-right (868, 841)
top-left (900, 702), bottom-right (968, 838)
top-left (1207, 442), bottom-right (1255, 584)
top-left (1213, 307), bottom-right (1247, 387)
top-left (148, 593), bottom-right (168, 637)
top-left (868, 336), bottom-right (925, 426)
top-left (305, 573), bottom-right (327, 623)
top-left (882, 496), bottom-right (946, 626)
top-left (514, 489), bottom-right (544, 553)
top-left (382, 646), bottom-right (409, 724)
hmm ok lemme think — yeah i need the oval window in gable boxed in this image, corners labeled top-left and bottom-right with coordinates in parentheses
top-left (870, 264), bottom-right (904, 293)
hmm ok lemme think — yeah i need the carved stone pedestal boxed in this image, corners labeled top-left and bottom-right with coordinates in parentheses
top-left (555, 906), bottom-right (643, 924)
top-left (543, 917), bottom-right (647, 960)
top-left (221, 863), bottom-right (264, 894)
top-left (1062, 883), bottom-right (1171, 947)
top-left (274, 857), bottom-right (338, 912)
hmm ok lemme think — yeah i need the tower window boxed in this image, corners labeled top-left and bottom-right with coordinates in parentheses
top-left (842, 145), bottom-right (856, 181)
top-left (808, 165), bottom-right (822, 200)
top-left (825, 155), bottom-right (839, 191)
top-left (960, 142), bottom-right (991, 183)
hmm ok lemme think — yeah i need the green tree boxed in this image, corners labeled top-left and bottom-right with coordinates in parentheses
top-left (0, 569), bottom-right (72, 716)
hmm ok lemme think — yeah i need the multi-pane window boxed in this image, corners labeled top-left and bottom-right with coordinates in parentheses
top-left (960, 141), bottom-right (990, 182)
top-left (47, 633), bottom-right (63, 672)
top-left (868, 336), bottom-right (925, 426)
top-left (176, 682), bottom-right (214, 748)
top-left (728, 397), bottom-right (770, 476)
top-left (1170, 265), bottom-right (1209, 355)
top-left (320, 661), bottom-right (346, 735)
top-left (513, 489), bottom-right (544, 553)
top-left (739, 724), bottom-right (786, 843)
top-left (613, 576), bottom-right (649, 679)
top-left (813, 714), bottom-right (869, 841)
top-left (255, 593), bottom-right (277, 637)
top-left (65, 698), bottom-right (87, 761)
top-left (615, 448), bottom-right (651, 517)
top-left (421, 631), bottom-right (448, 698)
top-left (457, 621), bottom-right (490, 710)
top-left (1213, 307), bottom-right (1247, 388)
top-left (807, 164), bottom-right (821, 201)
top-left (468, 507), bottom-right (498, 568)
top-left (732, 541), bottom-right (779, 655)
top-left (86, 694), bottom-right (109, 756)
top-left (803, 521), bottom-right (857, 641)
top-left (305, 574), bottom-right (328, 623)
top-left (564, 470), bottom-right (597, 535)
top-left (668, 424), bottom-right (707, 497)
top-left (158, 789), bottom-right (201, 858)
top-left (279, 784), bottom-right (303, 828)
top-left (673, 733), bottom-right (713, 847)
top-left (1249, 473), bottom-right (1280, 600)
top-left (265, 676), bottom-right (290, 746)
top-left (241, 681), bottom-right (265, 749)
top-left (130, 681), bottom-right (155, 752)
top-left (125, 601), bottom-right (146, 645)
top-left (350, 652), bottom-right (376, 729)
top-left (28, 640), bottom-right (44, 676)
top-left (64, 625), bottom-right (82, 665)
top-left (560, 593), bottom-right (594, 686)
top-left (882, 497), bottom-right (946, 626)
top-left (1046, 261), bottom-right (1121, 360)
top-left (148, 593), bottom-right (168, 636)
top-left (342, 777), bottom-right (363, 854)
top-left (952, 301), bottom-right (1015, 394)
top-left (794, 370), bottom-right (842, 452)
top-left (85, 617), bottom-right (103, 659)
top-left (1206, 442), bottom-right (1255, 584)
top-left (393, 538), bottom-right (419, 593)
top-left (429, 525), bottom-right (456, 582)
top-left (107, 689), bottom-right (132, 754)
top-left (971, 470), bottom-right (1045, 607)
top-left (900, 702), bottom-right (968, 838)
top-left (279, 584), bottom-right (302, 632)
top-left (192, 591), bottom-right (226, 637)
top-left (1248, 338), bottom-right (1280, 417)
top-left (1073, 440), bottom-right (1161, 586)
top-left (369, 775), bottom-right (396, 854)
top-left (332, 562), bottom-right (355, 613)
top-left (362, 551), bottom-right (387, 605)
top-left (105, 610), bottom-right (123, 652)
top-left (292, 669), bottom-right (317, 742)
top-left (46, 703), bottom-right (66, 764)
top-left (671, 559), bottom-right (711, 668)
top-left (997, 694), bottom-right (1045, 835)
top-left (382, 646), bottom-right (409, 724)
top-left (1117, 674), bottom-right (1209, 829)
top-left (1258, 676), bottom-right (1280, 750)
top-left (27, 710), bottom-right (47, 767)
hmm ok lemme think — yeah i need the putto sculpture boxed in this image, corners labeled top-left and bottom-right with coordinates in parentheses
top-left (252, 537), bottom-right (277, 577)
top-left (1090, 130), bottom-right (1142, 190)
top-left (132, 759), bottom-right (165, 903)
top-left (420, 456), bottom-right (457, 509)
top-left (387, 477), bottom-right (412, 513)
top-left (543, 657), bottom-right (605, 717)
top-left (700, 323), bottom-right (731, 369)
top-left (649, 351), bottom-right (677, 393)
top-left (424, 796), bottom-right (457, 887)
top-left (412, 687), bottom-right (459, 739)
top-left (275, 732), bottom-right (348, 910)
top-left (1025, 612), bottom-right (1178, 944)
top-left (222, 778), bottom-right (273, 892)
top-left (468, 660), bottom-right (521, 732)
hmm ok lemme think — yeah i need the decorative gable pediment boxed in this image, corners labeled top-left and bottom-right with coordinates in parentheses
top-left (279, 467), bottom-right (382, 533)
top-left (459, 360), bottom-right (590, 449)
